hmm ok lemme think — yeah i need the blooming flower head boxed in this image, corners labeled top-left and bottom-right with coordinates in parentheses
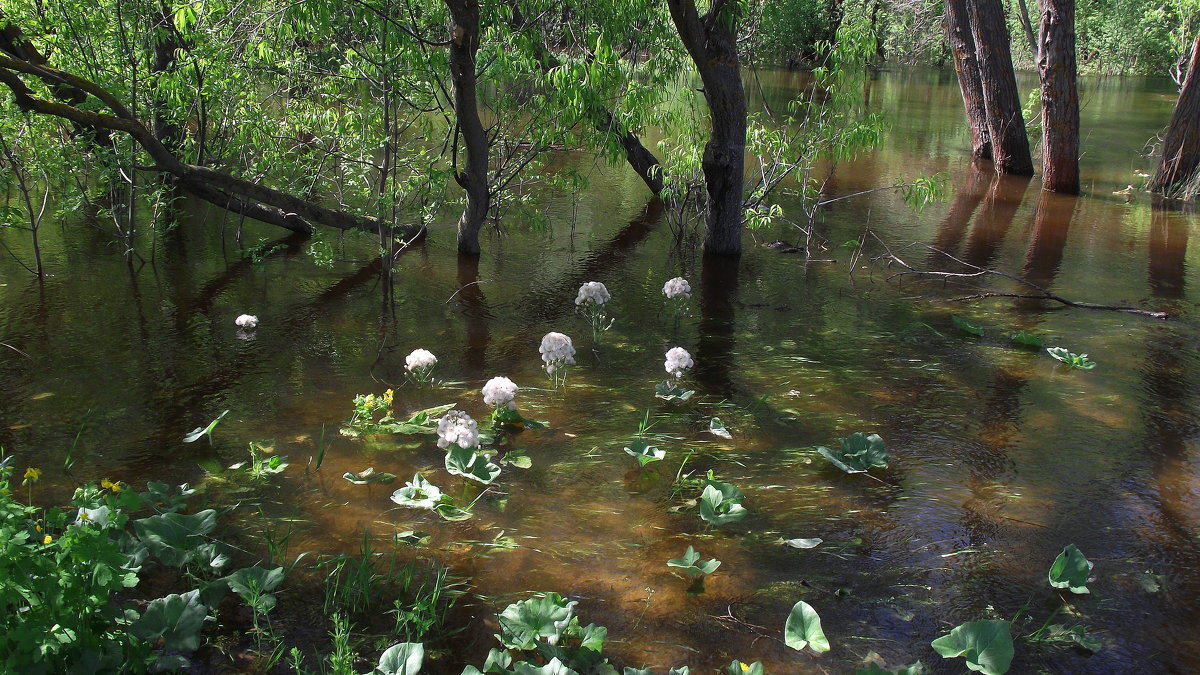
top-left (482, 376), bottom-right (519, 410)
top-left (575, 281), bottom-right (611, 306)
top-left (23, 467), bottom-right (41, 483)
top-left (405, 348), bottom-right (438, 374)
top-left (539, 332), bottom-right (577, 374)
top-left (436, 410), bottom-right (480, 450)
top-left (662, 277), bottom-right (691, 300)
top-left (235, 314), bottom-right (259, 329)
top-left (43, 535), bottom-right (52, 545)
top-left (664, 346), bottom-right (694, 379)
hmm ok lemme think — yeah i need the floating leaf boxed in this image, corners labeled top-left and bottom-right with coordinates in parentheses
top-left (931, 619), bottom-right (1013, 675)
top-left (342, 467), bottom-right (397, 485)
top-left (394, 531), bottom-right (430, 546)
top-left (130, 589), bottom-right (208, 653)
top-left (655, 381), bottom-right (695, 402)
top-left (817, 432), bottom-right (889, 473)
top-left (133, 510), bottom-right (219, 567)
top-left (784, 537), bottom-right (823, 549)
top-left (784, 600), bottom-right (830, 653)
top-left (1009, 331), bottom-right (1043, 349)
top-left (390, 474), bottom-right (443, 510)
top-left (708, 417), bottom-right (733, 440)
top-left (624, 439), bottom-right (665, 466)
top-left (183, 410), bottom-right (229, 443)
top-left (497, 593), bottom-right (577, 650)
top-left (952, 315), bottom-right (984, 337)
top-left (1046, 347), bottom-right (1096, 370)
top-left (444, 445), bottom-right (502, 484)
top-left (374, 642), bottom-right (424, 675)
top-left (724, 662), bottom-right (764, 675)
top-left (1048, 544), bottom-right (1093, 594)
top-left (699, 481), bottom-right (747, 526)
top-left (856, 662), bottom-right (926, 675)
top-left (667, 545), bottom-right (721, 578)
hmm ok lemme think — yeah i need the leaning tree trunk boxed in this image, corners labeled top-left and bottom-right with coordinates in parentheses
top-left (968, 0), bottom-right (1035, 175)
top-left (445, 0), bottom-right (490, 255)
top-left (1150, 34), bottom-right (1200, 196)
top-left (1037, 0), bottom-right (1079, 193)
top-left (666, 0), bottom-right (747, 255)
top-left (944, 0), bottom-right (992, 160)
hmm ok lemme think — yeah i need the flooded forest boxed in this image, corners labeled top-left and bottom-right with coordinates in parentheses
top-left (2, 0), bottom-right (1199, 673)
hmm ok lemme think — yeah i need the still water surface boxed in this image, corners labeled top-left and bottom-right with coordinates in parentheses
top-left (1, 68), bottom-right (1197, 672)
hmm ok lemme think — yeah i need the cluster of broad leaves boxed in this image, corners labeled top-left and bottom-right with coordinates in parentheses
top-left (0, 456), bottom-right (287, 672)
top-left (817, 432), bottom-right (889, 474)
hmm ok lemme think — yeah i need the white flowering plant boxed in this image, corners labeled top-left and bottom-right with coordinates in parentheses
top-left (574, 281), bottom-right (614, 345)
top-left (662, 276), bottom-right (692, 317)
top-left (404, 348), bottom-right (438, 383)
top-left (539, 332), bottom-right (576, 388)
top-left (481, 376), bottom-right (548, 430)
top-left (656, 346), bottom-right (696, 402)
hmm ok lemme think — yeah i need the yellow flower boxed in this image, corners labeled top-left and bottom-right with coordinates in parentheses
top-left (23, 467), bottom-right (41, 482)
top-left (100, 478), bottom-right (122, 492)
top-left (383, 389), bottom-right (394, 407)
top-left (42, 535), bottom-right (52, 545)
top-left (35, 524), bottom-right (42, 532)
top-left (741, 665), bottom-right (749, 673)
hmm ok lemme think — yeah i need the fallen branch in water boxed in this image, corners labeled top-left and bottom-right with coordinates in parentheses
top-left (862, 231), bottom-right (1170, 319)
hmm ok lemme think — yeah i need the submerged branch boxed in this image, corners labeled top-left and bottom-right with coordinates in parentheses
top-left (867, 232), bottom-right (1169, 319)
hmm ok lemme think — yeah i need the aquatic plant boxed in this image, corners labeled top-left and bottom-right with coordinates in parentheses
top-left (390, 474), bottom-right (472, 521)
top-left (444, 444), bottom-right (502, 484)
top-left (405, 348), bottom-right (439, 382)
top-left (952, 315), bottom-right (984, 337)
top-left (576, 281), bottom-right (614, 345)
top-left (699, 476), bottom-right (747, 526)
top-left (856, 663), bottom-right (926, 674)
top-left (483, 377), bottom-right (548, 430)
top-left (481, 592), bottom-right (613, 673)
top-left (182, 409), bottom-right (229, 444)
top-left (228, 443), bottom-right (289, 479)
top-left (667, 545), bottom-right (721, 579)
top-left (1046, 347), bottom-right (1096, 370)
top-left (663, 277), bottom-right (691, 300)
top-left (708, 417), bottom-right (733, 439)
top-left (817, 432), bottom-right (889, 474)
top-left (342, 400), bottom-right (452, 438)
top-left (1009, 330), bottom-right (1044, 349)
top-left (373, 642), bottom-right (424, 675)
top-left (436, 410), bottom-right (481, 450)
top-left (664, 346), bottom-right (694, 379)
top-left (785, 600), bottom-right (831, 654)
top-left (1048, 544), bottom-right (1093, 594)
top-left (625, 439), bottom-right (665, 467)
top-left (931, 619), bottom-right (1013, 675)
top-left (342, 467), bottom-right (397, 485)
top-left (725, 662), bottom-right (764, 675)
top-left (235, 313), bottom-right (259, 329)
top-left (540, 332), bottom-right (577, 387)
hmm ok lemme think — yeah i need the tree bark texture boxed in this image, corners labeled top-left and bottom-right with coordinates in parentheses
top-left (667, 0), bottom-right (746, 255)
top-left (1037, 0), bottom-right (1080, 193)
top-left (0, 50), bottom-right (403, 237)
top-left (944, 0), bottom-right (992, 160)
top-left (968, 0), bottom-right (1035, 175)
top-left (1150, 34), bottom-right (1200, 196)
top-left (445, 0), bottom-right (490, 255)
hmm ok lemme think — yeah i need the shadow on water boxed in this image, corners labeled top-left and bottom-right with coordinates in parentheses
top-left (694, 253), bottom-right (740, 400)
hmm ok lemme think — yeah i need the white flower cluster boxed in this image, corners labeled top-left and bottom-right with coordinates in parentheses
top-left (575, 281), bottom-right (610, 306)
top-left (482, 376), bottom-right (518, 409)
top-left (539, 332), bottom-right (576, 374)
top-left (235, 314), bottom-right (259, 329)
top-left (405, 348), bottom-right (438, 373)
top-left (664, 346), bottom-right (694, 379)
top-left (436, 410), bottom-right (479, 449)
top-left (662, 277), bottom-right (691, 300)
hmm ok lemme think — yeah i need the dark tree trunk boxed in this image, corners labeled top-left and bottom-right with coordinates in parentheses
top-left (150, 7), bottom-right (182, 150)
top-left (943, 0), bottom-right (992, 160)
top-left (968, 0), bottom-right (1035, 175)
top-left (445, 0), bottom-right (490, 255)
top-left (1150, 34), bottom-right (1200, 196)
top-left (667, 0), bottom-right (746, 255)
top-left (1037, 0), bottom-right (1080, 193)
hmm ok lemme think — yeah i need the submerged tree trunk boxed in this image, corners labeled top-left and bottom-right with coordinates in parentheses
top-left (666, 0), bottom-right (747, 255)
top-left (445, 0), bottom-right (490, 255)
top-left (944, 0), bottom-right (992, 160)
top-left (1037, 0), bottom-right (1080, 193)
top-left (968, 0), bottom-right (1035, 175)
top-left (1150, 34), bottom-right (1200, 196)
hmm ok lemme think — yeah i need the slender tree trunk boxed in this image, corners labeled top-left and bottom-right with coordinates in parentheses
top-left (944, 0), bottom-right (992, 159)
top-left (445, 0), bottom-right (489, 255)
top-left (150, 7), bottom-right (182, 150)
top-left (1150, 34), bottom-right (1200, 196)
top-left (1037, 0), bottom-right (1079, 193)
top-left (1014, 0), bottom-right (1039, 61)
top-left (508, 1), bottom-right (664, 194)
top-left (667, 0), bottom-right (746, 255)
top-left (968, 0), bottom-right (1035, 175)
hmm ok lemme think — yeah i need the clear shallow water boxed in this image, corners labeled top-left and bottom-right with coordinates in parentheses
top-left (2, 68), bottom-right (1198, 672)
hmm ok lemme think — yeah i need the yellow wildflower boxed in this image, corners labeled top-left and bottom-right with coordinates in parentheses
top-left (100, 478), bottom-right (122, 492)
top-left (35, 524), bottom-right (42, 532)
top-left (383, 389), bottom-right (394, 407)
top-left (23, 467), bottom-right (41, 482)
top-left (42, 535), bottom-right (52, 545)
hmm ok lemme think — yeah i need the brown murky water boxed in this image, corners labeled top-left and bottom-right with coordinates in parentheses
top-left (2, 68), bottom-right (1197, 672)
